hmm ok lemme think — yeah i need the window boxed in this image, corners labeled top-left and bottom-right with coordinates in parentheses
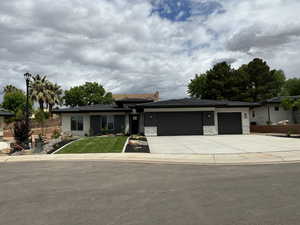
top-left (71, 115), bottom-right (83, 131)
top-left (101, 115), bottom-right (114, 130)
top-left (107, 115), bottom-right (114, 130)
top-left (101, 116), bottom-right (107, 129)
top-left (275, 106), bottom-right (279, 111)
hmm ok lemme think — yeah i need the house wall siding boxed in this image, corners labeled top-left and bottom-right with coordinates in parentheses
top-left (0, 117), bottom-right (4, 137)
top-left (250, 104), bottom-right (294, 125)
top-left (61, 112), bottom-right (129, 136)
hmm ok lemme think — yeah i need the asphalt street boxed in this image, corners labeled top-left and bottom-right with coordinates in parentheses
top-left (1, 161), bottom-right (300, 225)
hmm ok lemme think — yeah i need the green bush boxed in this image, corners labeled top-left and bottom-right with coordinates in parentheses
top-left (52, 129), bottom-right (61, 139)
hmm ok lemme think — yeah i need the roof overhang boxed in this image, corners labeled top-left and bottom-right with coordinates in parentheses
top-left (52, 108), bottom-right (132, 114)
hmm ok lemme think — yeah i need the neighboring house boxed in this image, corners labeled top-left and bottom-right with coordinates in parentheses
top-left (53, 97), bottom-right (254, 136)
top-left (113, 91), bottom-right (160, 101)
top-left (250, 96), bottom-right (300, 125)
top-left (0, 108), bottom-right (14, 139)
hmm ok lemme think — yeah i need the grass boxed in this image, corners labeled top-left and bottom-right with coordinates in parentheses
top-left (56, 136), bottom-right (128, 154)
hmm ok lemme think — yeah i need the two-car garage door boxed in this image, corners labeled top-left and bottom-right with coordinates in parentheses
top-left (157, 112), bottom-right (203, 136)
top-left (145, 111), bottom-right (243, 136)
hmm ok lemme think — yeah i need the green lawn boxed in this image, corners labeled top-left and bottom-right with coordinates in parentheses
top-left (56, 136), bottom-right (128, 154)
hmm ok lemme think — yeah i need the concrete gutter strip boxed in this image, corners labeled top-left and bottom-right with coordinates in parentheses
top-left (51, 138), bottom-right (83, 154)
top-left (2, 151), bottom-right (300, 165)
top-left (122, 137), bottom-right (130, 153)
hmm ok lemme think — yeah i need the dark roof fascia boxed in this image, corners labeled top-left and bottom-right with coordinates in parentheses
top-left (0, 110), bottom-right (14, 116)
top-left (139, 104), bottom-right (226, 109)
top-left (215, 105), bottom-right (255, 108)
top-left (53, 108), bottom-right (132, 113)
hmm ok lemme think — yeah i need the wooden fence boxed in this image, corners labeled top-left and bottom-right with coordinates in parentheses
top-left (251, 124), bottom-right (300, 134)
top-left (3, 118), bottom-right (61, 141)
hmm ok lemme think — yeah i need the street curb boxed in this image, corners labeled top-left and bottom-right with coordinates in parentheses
top-left (2, 153), bottom-right (300, 166)
top-left (2, 157), bottom-right (300, 166)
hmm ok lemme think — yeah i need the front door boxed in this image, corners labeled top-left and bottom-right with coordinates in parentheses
top-left (130, 115), bottom-right (139, 134)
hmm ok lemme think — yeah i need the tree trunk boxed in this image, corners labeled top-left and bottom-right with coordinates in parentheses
top-left (39, 100), bottom-right (44, 111)
top-left (49, 104), bottom-right (53, 117)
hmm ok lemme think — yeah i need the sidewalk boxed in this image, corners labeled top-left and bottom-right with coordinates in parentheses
top-left (2, 151), bottom-right (300, 165)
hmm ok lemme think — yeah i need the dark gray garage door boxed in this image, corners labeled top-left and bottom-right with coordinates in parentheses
top-left (218, 112), bottom-right (242, 134)
top-left (157, 112), bottom-right (203, 136)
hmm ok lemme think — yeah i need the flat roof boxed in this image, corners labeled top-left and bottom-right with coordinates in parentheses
top-left (137, 98), bottom-right (256, 108)
top-left (0, 108), bottom-right (14, 116)
top-left (52, 104), bottom-right (132, 113)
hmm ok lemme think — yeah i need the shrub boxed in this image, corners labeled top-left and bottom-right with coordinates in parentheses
top-left (13, 120), bottom-right (32, 148)
top-left (52, 129), bottom-right (61, 139)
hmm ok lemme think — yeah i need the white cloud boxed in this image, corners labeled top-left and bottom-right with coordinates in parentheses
top-left (0, 0), bottom-right (299, 100)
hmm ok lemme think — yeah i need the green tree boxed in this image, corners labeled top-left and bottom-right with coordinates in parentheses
top-left (64, 82), bottom-right (113, 107)
top-left (2, 85), bottom-right (21, 94)
top-left (2, 89), bottom-right (29, 113)
top-left (188, 58), bottom-right (285, 102)
top-left (281, 97), bottom-right (300, 123)
top-left (30, 74), bottom-right (49, 110)
top-left (30, 74), bottom-right (63, 112)
top-left (188, 62), bottom-right (248, 101)
top-left (45, 82), bottom-right (63, 113)
top-left (188, 73), bottom-right (207, 98)
top-left (240, 58), bottom-right (285, 102)
top-left (281, 78), bottom-right (300, 96)
top-left (35, 109), bottom-right (50, 136)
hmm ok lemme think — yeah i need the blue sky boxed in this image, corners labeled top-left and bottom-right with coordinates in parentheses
top-left (0, 0), bottom-right (300, 99)
top-left (151, 0), bottom-right (224, 21)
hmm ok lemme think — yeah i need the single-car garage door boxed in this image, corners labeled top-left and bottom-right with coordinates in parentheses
top-left (218, 112), bottom-right (242, 134)
top-left (157, 112), bottom-right (203, 136)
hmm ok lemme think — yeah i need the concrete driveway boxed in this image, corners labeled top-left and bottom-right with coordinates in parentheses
top-left (147, 135), bottom-right (300, 154)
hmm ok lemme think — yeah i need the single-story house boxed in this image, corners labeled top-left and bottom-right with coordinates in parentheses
top-left (0, 108), bottom-right (14, 138)
top-left (53, 97), bottom-right (254, 136)
top-left (250, 96), bottom-right (300, 125)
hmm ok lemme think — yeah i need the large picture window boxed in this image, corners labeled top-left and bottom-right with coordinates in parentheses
top-left (107, 115), bottom-right (114, 130)
top-left (71, 115), bottom-right (84, 131)
top-left (101, 115), bottom-right (114, 130)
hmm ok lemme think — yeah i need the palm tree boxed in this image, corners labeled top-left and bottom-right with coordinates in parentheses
top-left (30, 74), bottom-right (49, 111)
top-left (45, 82), bottom-right (63, 113)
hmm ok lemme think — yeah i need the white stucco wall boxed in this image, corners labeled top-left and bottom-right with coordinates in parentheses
top-left (0, 117), bottom-right (4, 137)
top-left (61, 114), bottom-right (90, 136)
top-left (250, 104), bottom-right (294, 125)
top-left (203, 125), bottom-right (217, 135)
top-left (144, 126), bottom-right (157, 136)
top-left (61, 112), bottom-right (129, 136)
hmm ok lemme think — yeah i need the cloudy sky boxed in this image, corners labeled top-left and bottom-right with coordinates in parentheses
top-left (0, 0), bottom-right (300, 99)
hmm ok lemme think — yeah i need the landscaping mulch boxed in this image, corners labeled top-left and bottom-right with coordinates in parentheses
top-left (125, 136), bottom-right (150, 153)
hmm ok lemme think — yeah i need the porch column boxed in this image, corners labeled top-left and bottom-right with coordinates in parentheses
top-left (125, 114), bottom-right (130, 134)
